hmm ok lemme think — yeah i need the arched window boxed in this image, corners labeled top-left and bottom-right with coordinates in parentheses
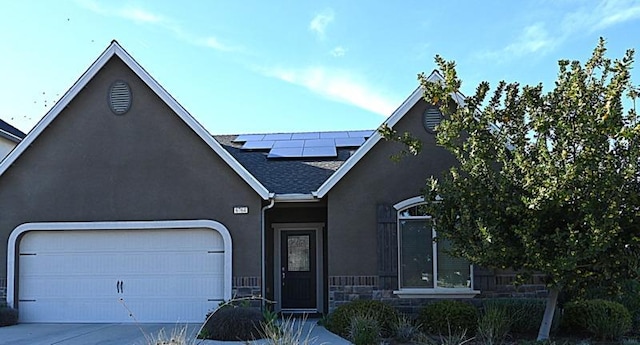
top-left (394, 197), bottom-right (478, 297)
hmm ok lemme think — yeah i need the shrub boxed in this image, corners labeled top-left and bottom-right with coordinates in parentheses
top-left (565, 279), bottom-right (640, 333)
top-left (393, 313), bottom-right (421, 343)
top-left (477, 303), bottom-right (511, 345)
top-left (260, 314), bottom-right (315, 345)
top-left (562, 299), bottom-right (632, 340)
top-left (325, 300), bottom-right (398, 338)
top-left (348, 314), bottom-right (381, 345)
top-left (418, 300), bottom-right (479, 336)
top-left (617, 279), bottom-right (640, 333)
top-left (144, 325), bottom-right (192, 345)
top-left (481, 298), bottom-right (560, 334)
top-left (0, 304), bottom-right (18, 327)
top-left (199, 306), bottom-right (264, 341)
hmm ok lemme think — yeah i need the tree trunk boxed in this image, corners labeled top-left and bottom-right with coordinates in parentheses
top-left (537, 286), bottom-right (560, 341)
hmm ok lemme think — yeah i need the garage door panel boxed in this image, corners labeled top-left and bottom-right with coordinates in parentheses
top-left (19, 298), bottom-right (126, 323)
top-left (19, 277), bottom-right (119, 299)
top-left (18, 227), bottom-right (228, 323)
top-left (122, 275), bottom-right (225, 297)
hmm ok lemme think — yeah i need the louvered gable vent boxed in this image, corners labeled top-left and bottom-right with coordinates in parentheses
top-left (109, 81), bottom-right (132, 115)
top-left (422, 107), bottom-right (442, 132)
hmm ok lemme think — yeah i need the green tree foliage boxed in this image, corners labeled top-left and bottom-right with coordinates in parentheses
top-left (384, 38), bottom-right (640, 340)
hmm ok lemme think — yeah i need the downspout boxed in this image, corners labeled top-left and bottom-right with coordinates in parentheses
top-left (261, 193), bottom-right (275, 309)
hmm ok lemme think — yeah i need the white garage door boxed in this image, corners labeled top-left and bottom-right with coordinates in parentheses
top-left (17, 228), bottom-right (226, 323)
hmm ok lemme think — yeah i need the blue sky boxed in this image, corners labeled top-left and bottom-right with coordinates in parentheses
top-left (1, 0), bottom-right (639, 135)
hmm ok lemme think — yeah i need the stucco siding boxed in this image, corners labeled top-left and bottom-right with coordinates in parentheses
top-left (327, 99), bottom-right (458, 277)
top-left (0, 56), bottom-right (262, 280)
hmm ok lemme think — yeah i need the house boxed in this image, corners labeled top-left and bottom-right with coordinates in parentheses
top-left (0, 119), bottom-right (24, 299)
top-left (0, 41), bottom-right (533, 324)
top-left (0, 119), bottom-right (26, 159)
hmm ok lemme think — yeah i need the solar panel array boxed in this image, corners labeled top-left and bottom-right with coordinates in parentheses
top-left (233, 130), bottom-right (374, 159)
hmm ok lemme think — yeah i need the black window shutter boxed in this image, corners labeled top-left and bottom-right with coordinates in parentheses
top-left (377, 204), bottom-right (398, 290)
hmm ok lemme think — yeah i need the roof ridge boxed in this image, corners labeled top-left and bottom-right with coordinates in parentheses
top-left (215, 129), bottom-right (376, 137)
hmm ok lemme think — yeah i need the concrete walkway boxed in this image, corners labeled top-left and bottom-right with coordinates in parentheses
top-left (0, 320), bottom-right (351, 345)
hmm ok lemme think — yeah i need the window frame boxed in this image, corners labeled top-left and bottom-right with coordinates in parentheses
top-left (393, 196), bottom-right (480, 298)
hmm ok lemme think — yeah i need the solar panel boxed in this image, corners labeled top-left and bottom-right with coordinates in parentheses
top-left (335, 137), bottom-right (365, 147)
top-left (302, 146), bottom-right (337, 158)
top-left (291, 132), bottom-right (320, 140)
top-left (268, 147), bottom-right (304, 158)
top-left (235, 130), bottom-right (374, 158)
top-left (304, 139), bottom-right (335, 147)
top-left (273, 140), bottom-right (305, 148)
top-left (320, 131), bottom-right (350, 139)
top-left (241, 141), bottom-right (275, 150)
top-left (233, 134), bottom-right (265, 143)
top-left (263, 133), bottom-right (293, 141)
top-left (348, 130), bottom-right (375, 138)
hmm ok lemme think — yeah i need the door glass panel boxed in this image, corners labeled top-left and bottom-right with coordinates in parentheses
top-left (287, 235), bottom-right (310, 272)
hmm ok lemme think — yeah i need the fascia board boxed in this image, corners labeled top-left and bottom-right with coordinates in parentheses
top-left (274, 193), bottom-right (320, 203)
top-left (0, 41), bottom-right (271, 200)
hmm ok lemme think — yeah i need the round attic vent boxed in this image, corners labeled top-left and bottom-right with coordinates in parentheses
top-left (422, 107), bottom-right (443, 133)
top-left (109, 80), bottom-right (132, 115)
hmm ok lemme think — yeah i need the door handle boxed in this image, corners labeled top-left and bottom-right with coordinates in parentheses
top-left (116, 280), bottom-right (124, 293)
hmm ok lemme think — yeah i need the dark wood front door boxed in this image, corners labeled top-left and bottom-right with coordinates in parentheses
top-left (281, 230), bottom-right (316, 309)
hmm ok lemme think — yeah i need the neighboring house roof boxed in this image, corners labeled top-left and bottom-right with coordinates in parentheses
top-left (215, 134), bottom-right (357, 195)
top-left (0, 41), bottom-right (271, 200)
top-left (0, 119), bottom-right (26, 143)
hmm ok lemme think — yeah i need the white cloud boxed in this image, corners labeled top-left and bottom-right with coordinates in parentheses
top-left (477, 23), bottom-right (555, 62)
top-left (75, 0), bottom-right (240, 53)
top-left (197, 36), bottom-right (240, 52)
top-left (259, 66), bottom-right (396, 116)
top-left (563, 0), bottom-right (640, 32)
top-left (118, 7), bottom-right (165, 24)
top-left (478, 0), bottom-right (640, 62)
top-left (309, 9), bottom-right (335, 39)
top-left (330, 46), bottom-right (347, 57)
top-left (504, 23), bottom-right (555, 56)
top-left (74, 0), bottom-right (105, 15)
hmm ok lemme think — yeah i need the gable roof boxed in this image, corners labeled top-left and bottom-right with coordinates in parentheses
top-left (0, 41), bottom-right (271, 200)
top-left (0, 119), bottom-right (26, 143)
top-left (314, 70), bottom-right (465, 198)
top-left (215, 134), bottom-right (357, 195)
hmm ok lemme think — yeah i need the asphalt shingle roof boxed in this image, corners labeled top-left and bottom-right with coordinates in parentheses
top-left (215, 134), bottom-right (358, 195)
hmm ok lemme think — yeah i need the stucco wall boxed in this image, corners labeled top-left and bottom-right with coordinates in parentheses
top-left (326, 99), bottom-right (458, 277)
top-left (0, 57), bottom-right (262, 281)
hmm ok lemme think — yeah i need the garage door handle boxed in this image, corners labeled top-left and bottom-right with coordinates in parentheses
top-left (116, 280), bottom-right (124, 293)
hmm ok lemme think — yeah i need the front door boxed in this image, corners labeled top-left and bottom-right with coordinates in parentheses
top-left (280, 230), bottom-right (317, 309)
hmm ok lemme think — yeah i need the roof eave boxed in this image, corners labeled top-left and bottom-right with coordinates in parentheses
top-left (0, 130), bottom-right (22, 143)
top-left (274, 193), bottom-right (320, 203)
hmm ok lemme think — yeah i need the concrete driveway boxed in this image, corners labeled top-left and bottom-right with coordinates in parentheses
top-left (0, 323), bottom-right (204, 345)
top-left (0, 321), bottom-right (351, 345)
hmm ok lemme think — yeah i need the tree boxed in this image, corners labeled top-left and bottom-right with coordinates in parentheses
top-left (387, 38), bottom-right (640, 340)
